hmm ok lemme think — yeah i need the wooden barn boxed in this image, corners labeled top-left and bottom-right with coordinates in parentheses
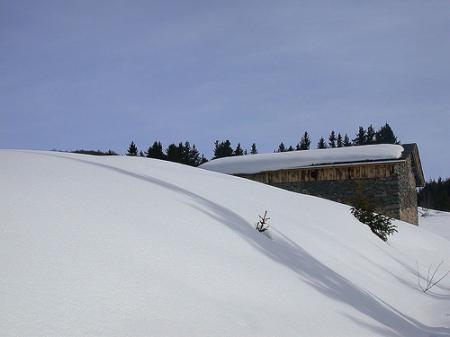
top-left (201, 144), bottom-right (425, 225)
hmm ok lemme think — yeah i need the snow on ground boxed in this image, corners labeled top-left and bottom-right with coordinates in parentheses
top-left (1, 150), bottom-right (449, 337)
top-left (419, 208), bottom-right (450, 241)
top-left (200, 144), bottom-right (404, 174)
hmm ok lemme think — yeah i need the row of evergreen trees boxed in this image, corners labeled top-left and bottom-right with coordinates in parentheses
top-left (418, 177), bottom-right (450, 212)
top-left (125, 123), bottom-right (400, 164)
top-left (276, 123), bottom-right (399, 153)
top-left (127, 141), bottom-right (207, 167)
top-left (213, 123), bottom-right (399, 159)
top-left (213, 140), bottom-right (258, 159)
top-left (127, 139), bottom-right (259, 163)
top-left (71, 149), bottom-right (118, 156)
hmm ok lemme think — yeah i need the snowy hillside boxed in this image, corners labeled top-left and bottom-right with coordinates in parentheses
top-left (419, 208), bottom-right (450, 242)
top-left (200, 144), bottom-right (404, 174)
top-left (1, 150), bottom-right (450, 337)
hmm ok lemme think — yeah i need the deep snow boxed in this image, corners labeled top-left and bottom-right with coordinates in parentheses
top-left (419, 208), bottom-right (450, 242)
top-left (1, 150), bottom-right (449, 337)
top-left (200, 144), bottom-right (404, 174)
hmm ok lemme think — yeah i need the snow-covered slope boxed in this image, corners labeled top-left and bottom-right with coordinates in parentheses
top-left (419, 208), bottom-right (450, 242)
top-left (200, 144), bottom-right (404, 174)
top-left (1, 150), bottom-right (449, 337)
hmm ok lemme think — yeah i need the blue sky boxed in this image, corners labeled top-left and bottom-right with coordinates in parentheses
top-left (1, 0), bottom-right (449, 178)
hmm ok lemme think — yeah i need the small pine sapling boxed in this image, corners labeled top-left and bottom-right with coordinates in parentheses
top-left (256, 211), bottom-right (271, 232)
top-left (351, 189), bottom-right (397, 241)
top-left (351, 207), bottom-right (397, 241)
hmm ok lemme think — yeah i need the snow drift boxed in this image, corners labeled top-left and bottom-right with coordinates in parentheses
top-left (200, 144), bottom-right (404, 174)
top-left (1, 150), bottom-right (449, 337)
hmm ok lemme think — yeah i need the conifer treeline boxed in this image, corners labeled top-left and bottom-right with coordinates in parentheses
top-left (71, 149), bottom-right (118, 156)
top-left (275, 123), bottom-right (398, 153)
top-left (418, 177), bottom-right (450, 212)
top-left (126, 141), bottom-right (207, 167)
top-left (124, 123), bottom-right (399, 166)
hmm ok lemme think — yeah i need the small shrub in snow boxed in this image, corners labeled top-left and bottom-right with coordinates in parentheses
top-left (351, 192), bottom-right (397, 242)
top-left (256, 211), bottom-right (271, 232)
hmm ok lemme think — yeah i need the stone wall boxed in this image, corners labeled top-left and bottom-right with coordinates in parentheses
top-left (397, 158), bottom-right (419, 224)
top-left (271, 177), bottom-right (402, 220)
top-left (237, 160), bottom-right (419, 225)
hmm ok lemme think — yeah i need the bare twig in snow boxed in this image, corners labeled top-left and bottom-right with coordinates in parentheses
top-left (416, 261), bottom-right (450, 293)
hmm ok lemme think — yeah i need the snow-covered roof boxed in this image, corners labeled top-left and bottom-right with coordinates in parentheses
top-left (200, 144), bottom-right (405, 175)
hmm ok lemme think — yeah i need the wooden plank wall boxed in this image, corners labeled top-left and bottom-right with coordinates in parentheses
top-left (239, 162), bottom-right (401, 184)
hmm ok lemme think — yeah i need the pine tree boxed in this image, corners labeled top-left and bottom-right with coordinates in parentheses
top-left (353, 127), bottom-right (367, 146)
top-left (166, 143), bottom-right (182, 162)
top-left (337, 133), bottom-right (343, 147)
top-left (213, 140), bottom-right (233, 159)
top-left (376, 123), bottom-right (399, 144)
top-left (317, 137), bottom-right (327, 149)
top-left (145, 141), bottom-right (165, 160)
top-left (250, 143), bottom-right (258, 155)
top-left (127, 141), bottom-right (138, 156)
top-left (181, 141), bottom-right (192, 165)
top-left (366, 125), bottom-right (376, 145)
top-left (343, 134), bottom-right (352, 147)
top-left (287, 145), bottom-right (295, 151)
top-left (277, 142), bottom-right (286, 152)
top-left (234, 143), bottom-right (244, 156)
top-left (328, 130), bottom-right (337, 148)
top-left (185, 142), bottom-right (204, 166)
top-left (298, 131), bottom-right (311, 150)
